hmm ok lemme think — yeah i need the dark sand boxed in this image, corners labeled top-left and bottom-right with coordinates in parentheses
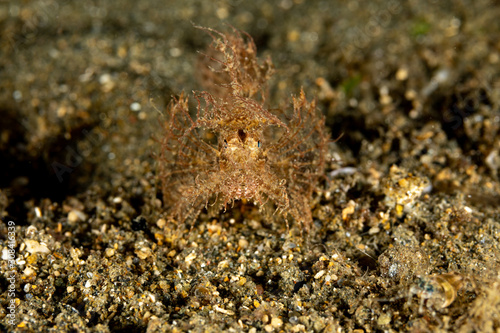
top-left (1, 0), bottom-right (499, 332)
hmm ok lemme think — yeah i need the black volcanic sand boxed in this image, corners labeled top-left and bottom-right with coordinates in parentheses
top-left (1, 0), bottom-right (500, 332)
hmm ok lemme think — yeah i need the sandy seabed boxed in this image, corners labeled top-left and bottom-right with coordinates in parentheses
top-left (1, 0), bottom-right (499, 332)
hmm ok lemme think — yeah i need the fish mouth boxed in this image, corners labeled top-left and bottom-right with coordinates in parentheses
top-left (232, 184), bottom-right (256, 199)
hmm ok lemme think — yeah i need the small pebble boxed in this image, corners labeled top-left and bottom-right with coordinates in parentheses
top-left (271, 317), bottom-right (283, 328)
top-left (24, 240), bottom-right (50, 254)
top-left (314, 270), bottom-right (326, 279)
top-left (24, 267), bottom-right (35, 276)
top-left (135, 247), bottom-right (152, 259)
top-left (105, 248), bottom-right (115, 257)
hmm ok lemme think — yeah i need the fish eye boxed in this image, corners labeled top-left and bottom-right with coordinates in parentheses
top-left (223, 139), bottom-right (228, 148)
top-left (237, 129), bottom-right (246, 143)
